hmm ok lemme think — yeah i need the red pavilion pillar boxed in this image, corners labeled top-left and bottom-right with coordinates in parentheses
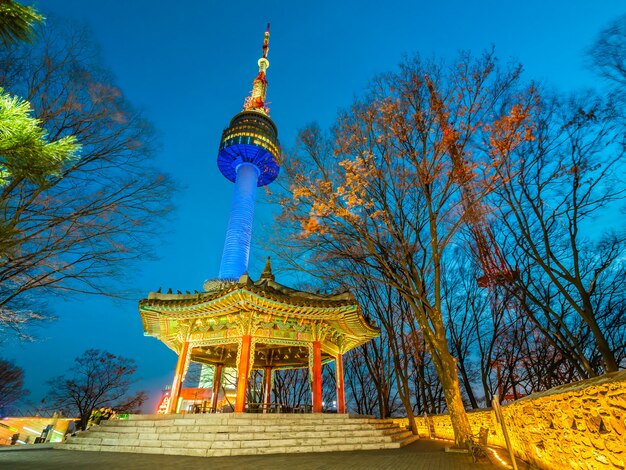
top-left (263, 366), bottom-right (273, 412)
top-left (335, 353), bottom-right (346, 414)
top-left (312, 341), bottom-right (323, 413)
top-left (211, 363), bottom-right (223, 412)
top-left (168, 340), bottom-right (190, 414)
top-left (235, 335), bottom-right (252, 412)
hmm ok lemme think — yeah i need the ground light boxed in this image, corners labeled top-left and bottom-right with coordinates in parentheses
top-left (21, 426), bottom-right (41, 435)
top-left (438, 435), bottom-right (513, 469)
top-left (488, 447), bottom-right (513, 468)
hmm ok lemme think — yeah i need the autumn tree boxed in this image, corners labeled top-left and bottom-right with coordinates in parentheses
top-left (0, 358), bottom-right (27, 412)
top-left (47, 349), bottom-right (146, 430)
top-left (273, 52), bottom-right (537, 446)
top-left (0, 20), bottom-right (173, 334)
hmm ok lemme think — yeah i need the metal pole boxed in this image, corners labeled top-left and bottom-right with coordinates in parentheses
top-left (492, 394), bottom-right (518, 470)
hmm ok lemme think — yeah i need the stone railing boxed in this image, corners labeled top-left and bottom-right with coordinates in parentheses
top-left (394, 370), bottom-right (626, 469)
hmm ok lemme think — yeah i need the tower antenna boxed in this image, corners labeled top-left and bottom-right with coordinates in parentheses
top-left (244, 23), bottom-right (272, 113)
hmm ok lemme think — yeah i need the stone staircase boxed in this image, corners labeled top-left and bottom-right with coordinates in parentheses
top-left (61, 413), bottom-right (419, 457)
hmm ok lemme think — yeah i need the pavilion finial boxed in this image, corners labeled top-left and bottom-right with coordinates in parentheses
top-left (260, 256), bottom-right (274, 281)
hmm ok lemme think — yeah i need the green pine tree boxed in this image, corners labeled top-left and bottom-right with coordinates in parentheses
top-left (0, 87), bottom-right (80, 255)
top-left (0, 0), bottom-right (43, 46)
top-left (0, 88), bottom-right (79, 188)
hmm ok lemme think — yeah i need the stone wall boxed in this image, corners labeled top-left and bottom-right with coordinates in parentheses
top-left (395, 371), bottom-right (626, 469)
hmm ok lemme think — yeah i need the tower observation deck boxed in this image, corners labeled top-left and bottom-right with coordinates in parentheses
top-left (217, 24), bottom-right (280, 280)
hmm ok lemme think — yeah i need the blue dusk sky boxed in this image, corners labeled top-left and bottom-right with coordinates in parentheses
top-left (3, 0), bottom-right (625, 412)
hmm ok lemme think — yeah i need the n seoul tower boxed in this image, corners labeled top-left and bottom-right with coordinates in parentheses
top-left (217, 24), bottom-right (280, 280)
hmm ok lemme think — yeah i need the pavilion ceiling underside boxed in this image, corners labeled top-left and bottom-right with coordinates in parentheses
top-left (156, 327), bottom-right (344, 357)
top-left (189, 343), bottom-right (333, 369)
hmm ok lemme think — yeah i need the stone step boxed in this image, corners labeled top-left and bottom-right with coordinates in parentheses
top-left (69, 430), bottom-right (410, 449)
top-left (77, 426), bottom-right (405, 442)
top-left (394, 434), bottom-right (421, 447)
top-left (109, 413), bottom-right (368, 423)
top-left (63, 436), bottom-right (418, 457)
top-left (105, 417), bottom-right (387, 428)
top-left (121, 413), bottom-right (373, 421)
top-left (61, 414), bottom-right (416, 458)
top-left (90, 422), bottom-right (399, 435)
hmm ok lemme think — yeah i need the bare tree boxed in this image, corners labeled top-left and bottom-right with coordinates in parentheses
top-left (0, 358), bottom-right (27, 412)
top-left (589, 14), bottom-right (626, 87)
top-left (344, 346), bottom-right (381, 416)
top-left (357, 278), bottom-right (419, 428)
top-left (272, 369), bottom-right (310, 410)
top-left (0, 20), bottom-right (174, 334)
top-left (245, 370), bottom-right (265, 406)
top-left (441, 257), bottom-right (483, 409)
top-left (340, 269), bottom-right (406, 420)
top-left (47, 349), bottom-right (146, 430)
top-left (407, 329), bottom-right (446, 415)
top-left (494, 92), bottom-right (626, 374)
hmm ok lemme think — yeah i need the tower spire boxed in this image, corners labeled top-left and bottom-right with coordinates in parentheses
top-left (244, 23), bottom-right (271, 114)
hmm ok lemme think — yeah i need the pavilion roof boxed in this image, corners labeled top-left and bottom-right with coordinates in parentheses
top-left (139, 261), bottom-right (379, 360)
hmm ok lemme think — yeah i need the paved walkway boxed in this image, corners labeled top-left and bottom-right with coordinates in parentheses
top-left (0, 439), bottom-right (506, 470)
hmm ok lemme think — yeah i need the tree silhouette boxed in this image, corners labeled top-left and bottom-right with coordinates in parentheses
top-left (0, 358), bottom-right (27, 412)
top-left (47, 349), bottom-right (146, 430)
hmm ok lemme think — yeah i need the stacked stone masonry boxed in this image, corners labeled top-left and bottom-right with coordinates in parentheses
top-left (395, 371), bottom-right (626, 469)
top-left (62, 413), bottom-right (419, 457)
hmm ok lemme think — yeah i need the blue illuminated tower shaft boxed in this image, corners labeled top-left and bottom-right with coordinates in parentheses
top-left (218, 163), bottom-right (260, 279)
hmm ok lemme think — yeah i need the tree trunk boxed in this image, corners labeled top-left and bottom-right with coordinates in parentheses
top-left (582, 297), bottom-right (618, 373)
top-left (404, 397), bottom-right (419, 436)
top-left (480, 366), bottom-right (491, 408)
top-left (394, 354), bottom-right (418, 435)
top-left (434, 351), bottom-right (473, 447)
top-left (457, 353), bottom-right (479, 409)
